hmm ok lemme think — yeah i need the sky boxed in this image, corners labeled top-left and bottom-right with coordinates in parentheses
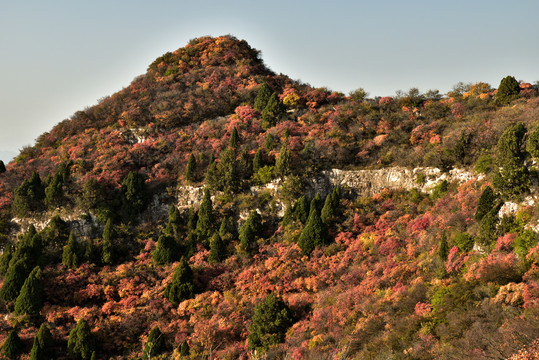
top-left (1, 0), bottom-right (538, 163)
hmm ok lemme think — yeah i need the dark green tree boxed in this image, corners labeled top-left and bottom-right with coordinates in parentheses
top-left (474, 186), bottom-right (498, 222)
top-left (253, 149), bottom-right (264, 174)
top-left (294, 195), bottom-right (309, 225)
top-left (142, 326), bottom-right (166, 359)
top-left (0, 242), bottom-right (13, 276)
top-left (275, 143), bottom-right (291, 178)
top-left (264, 133), bottom-right (276, 152)
top-left (493, 122), bottom-right (530, 199)
top-left (13, 172), bottom-right (45, 217)
top-left (239, 211), bottom-right (262, 255)
top-left (238, 148), bottom-right (253, 179)
top-left (179, 340), bottom-right (189, 357)
top-left (79, 178), bottom-right (103, 211)
top-left (254, 83), bottom-right (273, 111)
top-left (220, 148), bottom-right (240, 194)
top-left (62, 232), bottom-right (82, 269)
top-left (185, 153), bottom-right (196, 182)
top-left (438, 232), bottom-right (449, 261)
top-left (0, 257), bottom-right (31, 303)
top-left (187, 206), bottom-right (198, 233)
top-left (208, 233), bottom-right (226, 264)
top-left (204, 162), bottom-right (219, 190)
top-left (29, 323), bottom-right (53, 360)
top-left (297, 196), bottom-right (329, 256)
top-left (14, 266), bottom-right (43, 318)
top-left (1, 329), bottom-right (23, 360)
top-left (478, 207), bottom-right (499, 246)
top-left (44, 173), bottom-right (64, 209)
top-left (0, 160), bottom-right (5, 173)
top-left (152, 234), bottom-right (180, 265)
top-left (320, 193), bottom-right (336, 225)
top-left (164, 257), bottom-right (195, 306)
top-left (495, 75), bottom-right (520, 105)
top-left (67, 319), bottom-right (96, 360)
top-left (248, 293), bottom-right (294, 353)
top-left (526, 126), bottom-right (539, 159)
top-left (195, 189), bottom-right (215, 243)
top-left (101, 219), bottom-right (117, 265)
top-left (261, 93), bottom-right (285, 129)
top-left (219, 216), bottom-right (237, 243)
top-left (120, 171), bottom-right (147, 221)
top-left (42, 215), bottom-right (69, 261)
top-left (164, 205), bottom-right (182, 241)
top-left (229, 127), bottom-right (240, 149)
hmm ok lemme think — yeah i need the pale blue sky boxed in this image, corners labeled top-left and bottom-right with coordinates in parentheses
top-left (1, 0), bottom-right (538, 163)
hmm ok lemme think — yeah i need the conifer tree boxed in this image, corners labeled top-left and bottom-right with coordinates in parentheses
top-left (29, 323), bottom-right (53, 360)
top-left (120, 171), bottom-right (147, 220)
top-left (164, 205), bottom-right (182, 241)
top-left (320, 193), bottom-right (336, 225)
top-left (264, 133), bottom-right (276, 151)
top-left (253, 149), bottom-right (264, 174)
top-left (67, 319), bottom-right (95, 360)
top-left (44, 173), bottom-right (64, 209)
top-left (220, 148), bottom-right (240, 194)
top-left (195, 189), bottom-right (215, 242)
top-left (474, 186), bottom-right (498, 222)
top-left (187, 206), bottom-right (198, 232)
top-left (297, 196), bottom-right (329, 256)
top-left (239, 211), bottom-right (262, 255)
top-left (254, 83), bottom-right (272, 111)
top-left (294, 196), bottom-right (309, 225)
top-left (527, 126), bottom-right (539, 159)
top-left (13, 172), bottom-right (45, 216)
top-left (1, 329), bottom-right (23, 360)
top-left (275, 143), bottom-right (291, 178)
top-left (164, 257), bottom-right (195, 306)
top-left (142, 326), bottom-right (166, 359)
top-left (62, 232), bottom-right (82, 269)
top-left (14, 266), bottom-right (43, 318)
top-left (248, 293), bottom-right (293, 353)
top-left (0, 160), bottom-right (5, 173)
top-left (261, 93), bottom-right (285, 129)
top-left (152, 234), bottom-right (180, 265)
top-left (179, 340), bottom-right (189, 357)
top-left (239, 148), bottom-right (253, 179)
top-left (42, 215), bottom-right (69, 256)
top-left (205, 162), bottom-right (219, 190)
top-left (208, 233), bottom-right (226, 264)
top-left (185, 153), bottom-right (196, 182)
top-left (495, 75), bottom-right (520, 105)
top-left (229, 127), bottom-right (240, 149)
top-left (219, 216), bottom-right (237, 242)
top-left (438, 232), bottom-right (449, 261)
top-left (0, 242), bottom-right (13, 276)
top-left (102, 219), bottom-right (117, 265)
top-left (0, 257), bottom-right (30, 303)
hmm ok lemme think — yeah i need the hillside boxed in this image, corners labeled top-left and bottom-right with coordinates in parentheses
top-left (0, 35), bottom-right (538, 359)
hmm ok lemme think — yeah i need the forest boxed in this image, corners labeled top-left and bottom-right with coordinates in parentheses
top-left (0, 35), bottom-right (538, 359)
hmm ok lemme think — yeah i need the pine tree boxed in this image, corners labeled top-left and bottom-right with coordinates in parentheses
top-left (229, 127), bottom-right (240, 149)
top-left (297, 197), bottom-right (329, 256)
top-left (62, 232), bottom-right (82, 269)
top-left (208, 233), bottom-right (226, 264)
top-left (320, 193), bottom-right (335, 225)
top-left (526, 126), bottom-right (539, 159)
top-left (0, 243), bottom-right (13, 276)
top-left (264, 133), bottom-right (276, 152)
top-left (220, 148), bottom-right (240, 194)
top-left (164, 205), bottom-right (182, 241)
top-left (0, 160), bottom-right (5, 173)
top-left (248, 293), bottom-right (293, 353)
top-left (142, 326), bottom-right (166, 359)
top-left (13, 172), bottom-right (45, 217)
top-left (495, 75), bottom-right (520, 105)
top-left (254, 83), bottom-right (273, 111)
top-left (120, 171), bottom-right (147, 221)
top-left (474, 186), bottom-right (498, 222)
top-left (219, 216), bottom-right (237, 242)
top-left (238, 148), bottom-right (253, 179)
top-left (0, 257), bottom-right (31, 303)
top-left (253, 149), bottom-right (264, 174)
top-left (195, 189), bottom-right (215, 243)
top-left (438, 232), bottom-right (449, 261)
top-left (44, 173), bottom-right (64, 209)
top-left (294, 196), bottom-right (309, 225)
top-left (42, 215), bottom-right (69, 257)
top-left (68, 319), bottom-right (95, 360)
top-left (102, 219), bottom-right (117, 265)
top-left (274, 143), bottom-right (291, 178)
top-left (239, 211), bottom-right (262, 255)
top-left (164, 257), bottom-right (195, 306)
top-left (152, 234), bottom-right (180, 265)
top-left (261, 93), bottom-right (284, 129)
top-left (179, 340), bottom-right (189, 357)
top-left (185, 153), bottom-right (196, 182)
top-left (30, 323), bottom-right (53, 360)
top-left (14, 266), bottom-right (43, 318)
top-left (204, 162), bottom-right (219, 190)
top-left (187, 206), bottom-right (198, 232)
top-left (1, 329), bottom-right (23, 360)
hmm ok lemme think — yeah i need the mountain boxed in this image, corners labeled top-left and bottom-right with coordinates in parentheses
top-left (0, 35), bottom-right (538, 359)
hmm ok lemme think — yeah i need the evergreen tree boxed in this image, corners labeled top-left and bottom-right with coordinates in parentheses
top-left (219, 216), bottom-right (237, 243)
top-left (526, 126), bottom-right (539, 159)
top-left (79, 178), bottom-right (102, 211)
top-left (1, 329), bottom-right (23, 360)
top-left (248, 293), bottom-right (293, 353)
top-left (261, 93), bottom-right (285, 130)
top-left (0, 243), bottom-right (13, 276)
top-left (186, 206), bottom-right (198, 232)
top-left (253, 149), bottom-right (264, 174)
top-left (44, 173), bottom-right (64, 209)
top-left (238, 148), bottom-right (253, 179)
top-left (239, 211), bottom-right (262, 255)
top-left (152, 234), bottom-right (180, 265)
top-left (438, 232), bottom-right (449, 261)
top-left (478, 207), bottom-right (499, 246)
top-left (495, 75), bottom-right (520, 105)
top-left (254, 83), bottom-right (273, 111)
top-left (42, 215), bottom-right (69, 258)
top-left (29, 323), bottom-right (53, 360)
top-left (101, 219), bottom-right (117, 265)
top-left (62, 232), bottom-right (82, 269)
top-left (120, 171), bottom-right (147, 221)
top-left (229, 127), bottom-right (240, 149)
top-left (164, 205), bottom-right (182, 241)
top-left (14, 266), bottom-right (43, 318)
top-left (179, 340), bottom-right (189, 357)
top-left (0, 257), bottom-right (31, 303)
top-left (297, 197), bottom-right (329, 256)
top-left (219, 148), bottom-right (240, 194)
top-left (164, 257), bottom-right (195, 306)
top-left (264, 133), bottom-right (276, 152)
top-left (320, 193), bottom-right (336, 225)
top-left (67, 319), bottom-right (96, 360)
top-left (0, 160), bottom-right (5, 173)
top-left (274, 143), bottom-right (291, 178)
top-left (185, 153), bottom-right (196, 182)
top-left (294, 196), bottom-right (309, 225)
top-left (493, 122), bottom-right (530, 199)
top-left (208, 233), bottom-right (226, 264)
top-left (204, 162), bottom-right (219, 190)
top-left (195, 189), bottom-right (215, 243)
top-left (142, 326), bottom-right (166, 359)
top-left (474, 186), bottom-right (498, 222)
top-left (13, 172), bottom-right (45, 216)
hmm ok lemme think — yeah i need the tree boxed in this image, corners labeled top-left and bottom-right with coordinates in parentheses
top-left (261, 93), bottom-right (285, 129)
top-left (185, 153), bottom-right (197, 182)
top-left (475, 186), bottom-right (498, 222)
top-left (219, 216), bottom-right (237, 243)
top-left (238, 149), bottom-right (253, 179)
top-left (0, 160), bottom-right (5, 173)
top-left (164, 257), bottom-right (195, 306)
top-left (495, 76), bottom-right (520, 105)
top-left (493, 122), bottom-right (530, 199)
top-left (1, 329), bottom-right (23, 360)
top-left (30, 323), bottom-right (53, 360)
top-left (79, 178), bottom-right (103, 211)
top-left (164, 205), bottom-right (182, 241)
top-left (0, 243), bottom-right (13, 276)
top-left (229, 126), bottom-right (240, 149)
top-left (142, 326), bottom-right (166, 359)
top-left (68, 319), bottom-right (96, 360)
top-left (0, 257), bottom-right (31, 303)
top-left (526, 126), bottom-right (539, 158)
top-left (13, 172), bottom-right (45, 217)
top-left (321, 192), bottom-right (337, 225)
top-left (274, 143), bottom-right (291, 178)
top-left (208, 233), bottom-right (226, 264)
top-left (42, 215), bottom-right (69, 260)
top-left (239, 211), bottom-right (262, 255)
top-left (220, 148), bottom-right (240, 194)
top-left (44, 173), bottom-right (64, 209)
top-left (152, 234), bottom-right (180, 265)
top-left (297, 196), bottom-right (329, 256)
top-left (120, 171), bottom-right (147, 221)
top-left (294, 195), bottom-right (309, 225)
top-left (195, 189), bottom-right (215, 243)
top-left (101, 219), bottom-right (117, 265)
top-left (248, 293), bottom-right (294, 353)
top-left (253, 149), bottom-right (264, 174)
top-left (62, 232), bottom-right (82, 269)
top-left (438, 232), bottom-right (449, 261)
top-left (254, 83), bottom-right (273, 111)
top-left (14, 266), bottom-right (43, 318)
top-left (179, 340), bottom-right (189, 357)
top-left (204, 162), bottom-right (219, 190)
top-left (349, 88), bottom-right (368, 102)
